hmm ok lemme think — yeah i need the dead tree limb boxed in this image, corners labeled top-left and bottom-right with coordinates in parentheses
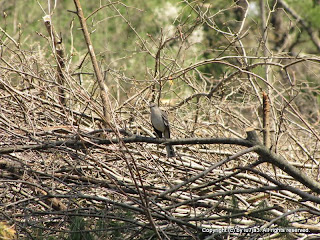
top-left (262, 91), bottom-right (270, 148)
top-left (73, 0), bottom-right (112, 125)
top-left (43, 15), bottom-right (66, 105)
top-left (156, 146), bottom-right (259, 199)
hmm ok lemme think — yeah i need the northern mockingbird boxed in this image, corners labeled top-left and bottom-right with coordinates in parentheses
top-left (149, 103), bottom-right (175, 157)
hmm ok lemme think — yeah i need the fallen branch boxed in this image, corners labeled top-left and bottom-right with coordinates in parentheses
top-left (1, 130), bottom-right (320, 194)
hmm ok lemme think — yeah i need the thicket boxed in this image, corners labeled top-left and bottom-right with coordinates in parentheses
top-left (1, 0), bottom-right (320, 239)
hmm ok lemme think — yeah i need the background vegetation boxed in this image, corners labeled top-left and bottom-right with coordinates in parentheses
top-left (1, 0), bottom-right (320, 239)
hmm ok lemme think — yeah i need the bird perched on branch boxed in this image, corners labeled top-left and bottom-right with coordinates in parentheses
top-left (149, 102), bottom-right (175, 158)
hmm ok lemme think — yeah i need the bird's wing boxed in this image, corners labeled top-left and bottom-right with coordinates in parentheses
top-left (161, 110), bottom-right (171, 138)
top-left (161, 110), bottom-right (169, 128)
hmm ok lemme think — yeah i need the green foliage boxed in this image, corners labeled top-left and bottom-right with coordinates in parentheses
top-left (68, 217), bottom-right (94, 240)
top-left (0, 0), bottom-right (229, 88)
top-left (95, 218), bottom-right (123, 239)
top-left (1, 0), bottom-right (319, 89)
top-left (286, 0), bottom-right (320, 28)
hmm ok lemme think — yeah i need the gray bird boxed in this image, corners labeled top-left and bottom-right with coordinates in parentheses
top-left (149, 103), bottom-right (175, 157)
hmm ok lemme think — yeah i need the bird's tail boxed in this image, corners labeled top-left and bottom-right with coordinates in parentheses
top-left (166, 145), bottom-right (175, 158)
